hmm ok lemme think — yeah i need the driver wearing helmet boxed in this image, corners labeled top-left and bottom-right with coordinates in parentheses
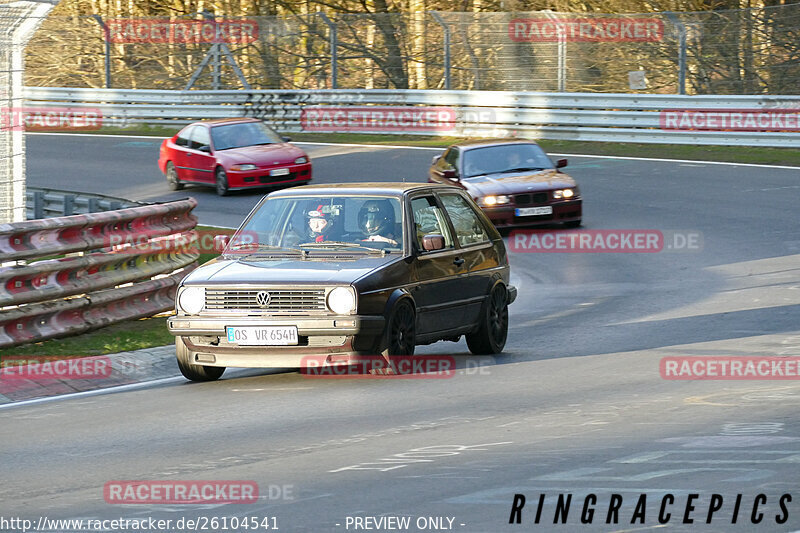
top-left (306, 204), bottom-right (338, 242)
top-left (358, 200), bottom-right (398, 245)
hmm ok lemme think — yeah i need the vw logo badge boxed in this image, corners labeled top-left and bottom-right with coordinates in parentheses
top-left (256, 291), bottom-right (271, 308)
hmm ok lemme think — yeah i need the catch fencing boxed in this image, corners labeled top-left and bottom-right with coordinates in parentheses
top-left (0, 198), bottom-right (198, 348)
top-left (23, 5), bottom-right (800, 95)
top-left (22, 87), bottom-right (800, 147)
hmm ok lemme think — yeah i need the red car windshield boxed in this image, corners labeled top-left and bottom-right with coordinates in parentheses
top-left (211, 122), bottom-right (284, 151)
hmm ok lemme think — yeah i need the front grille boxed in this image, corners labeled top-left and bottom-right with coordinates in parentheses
top-left (514, 192), bottom-right (549, 206)
top-left (205, 288), bottom-right (326, 313)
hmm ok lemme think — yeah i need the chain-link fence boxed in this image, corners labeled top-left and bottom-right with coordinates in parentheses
top-left (22, 5), bottom-right (800, 94)
top-left (0, 3), bottom-right (53, 224)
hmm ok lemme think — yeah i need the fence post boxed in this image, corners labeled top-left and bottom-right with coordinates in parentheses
top-left (317, 13), bottom-right (338, 89)
top-left (91, 15), bottom-right (112, 89)
top-left (543, 10), bottom-right (566, 92)
top-left (429, 12), bottom-right (451, 90)
top-left (665, 12), bottom-right (687, 95)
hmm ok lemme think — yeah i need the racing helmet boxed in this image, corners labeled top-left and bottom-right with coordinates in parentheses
top-left (305, 204), bottom-right (338, 239)
top-left (358, 200), bottom-right (395, 237)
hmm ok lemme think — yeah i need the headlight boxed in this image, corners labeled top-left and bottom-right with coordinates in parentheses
top-left (327, 287), bottom-right (356, 315)
top-left (479, 195), bottom-right (510, 206)
top-left (294, 156), bottom-right (308, 164)
top-left (231, 164), bottom-right (258, 171)
top-left (178, 286), bottom-right (205, 315)
top-left (553, 189), bottom-right (575, 199)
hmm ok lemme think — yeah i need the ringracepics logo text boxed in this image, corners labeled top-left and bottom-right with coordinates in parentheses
top-left (509, 229), bottom-right (702, 253)
top-left (509, 493), bottom-right (794, 526)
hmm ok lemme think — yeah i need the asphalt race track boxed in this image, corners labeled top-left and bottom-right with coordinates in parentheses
top-left (3, 133), bottom-right (799, 532)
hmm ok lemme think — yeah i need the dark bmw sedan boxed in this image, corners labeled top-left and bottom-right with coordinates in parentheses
top-left (168, 183), bottom-right (516, 381)
top-left (429, 139), bottom-right (582, 228)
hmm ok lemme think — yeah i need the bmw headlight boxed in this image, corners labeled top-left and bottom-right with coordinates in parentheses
top-left (553, 188), bottom-right (575, 199)
top-left (231, 164), bottom-right (258, 171)
top-left (294, 156), bottom-right (308, 164)
top-left (479, 195), bottom-right (510, 206)
top-left (178, 286), bottom-right (205, 315)
top-left (327, 287), bottom-right (356, 315)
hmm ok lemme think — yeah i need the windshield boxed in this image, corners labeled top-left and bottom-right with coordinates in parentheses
top-left (211, 122), bottom-right (285, 151)
top-left (231, 195), bottom-right (404, 254)
top-left (462, 143), bottom-right (554, 178)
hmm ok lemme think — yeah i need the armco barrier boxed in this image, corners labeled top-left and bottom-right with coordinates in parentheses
top-left (0, 198), bottom-right (198, 348)
top-left (27, 187), bottom-right (141, 219)
top-left (22, 87), bottom-right (800, 147)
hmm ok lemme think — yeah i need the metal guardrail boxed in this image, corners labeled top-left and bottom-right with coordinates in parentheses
top-left (0, 198), bottom-right (198, 348)
top-left (26, 187), bottom-right (141, 219)
top-left (22, 87), bottom-right (800, 147)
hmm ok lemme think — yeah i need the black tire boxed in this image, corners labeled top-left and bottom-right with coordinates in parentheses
top-left (383, 299), bottom-right (416, 356)
top-left (175, 336), bottom-right (225, 382)
top-left (564, 219), bottom-right (582, 228)
top-left (466, 284), bottom-right (509, 355)
top-left (165, 162), bottom-right (183, 191)
top-left (215, 167), bottom-right (229, 196)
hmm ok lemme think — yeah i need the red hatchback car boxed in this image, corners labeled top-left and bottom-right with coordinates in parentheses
top-left (429, 139), bottom-right (582, 228)
top-left (158, 118), bottom-right (312, 196)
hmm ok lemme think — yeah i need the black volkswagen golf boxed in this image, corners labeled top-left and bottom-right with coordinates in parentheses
top-left (168, 183), bottom-right (516, 381)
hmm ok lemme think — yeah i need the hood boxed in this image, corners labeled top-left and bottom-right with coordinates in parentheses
top-left (219, 143), bottom-right (304, 166)
top-left (181, 253), bottom-right (397, 286)
top-left (464, 169), bottom-right (577, 197)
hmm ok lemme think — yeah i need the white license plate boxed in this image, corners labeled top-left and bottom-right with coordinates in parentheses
top-left (226, 326), bottom-right (298, 346)
top-left (516, 206), bottom-right (553, 216)
top-left (270, 168), bottom-right (290, 177)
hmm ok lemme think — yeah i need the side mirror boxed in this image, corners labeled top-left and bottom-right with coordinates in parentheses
top-left (442, 169), bottom-right (459, 181)
top-left (213, 234), bottom-right (230, 252)
top-left (421, 234), bottom-right (445, 252)
top-left (282, 136), bottom-right (292, 142)
top-left (199, 145), bottom-right (211, 153)
top-left (431, 154), bottom-right (442, 165)
top-left (556, 158), bottom-right (568, 169)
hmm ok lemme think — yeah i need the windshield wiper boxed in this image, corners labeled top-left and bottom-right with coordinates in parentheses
top-left (298, 241), bottom-right (389, 253)
top-left (227, 243), bottom-right (304, 255)
top-left (506, 167), bottom-right (547, 172)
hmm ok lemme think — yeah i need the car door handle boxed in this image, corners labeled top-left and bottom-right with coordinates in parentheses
top-left (453, 257), bottom-right (465, 267)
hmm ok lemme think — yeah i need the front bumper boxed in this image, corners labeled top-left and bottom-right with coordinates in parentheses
top-left (482, 199), bottom-right (582, 228)
top-left (168, 314), bottom-right (385, 367)
top-left (227, 163), bottom-right (312, 190)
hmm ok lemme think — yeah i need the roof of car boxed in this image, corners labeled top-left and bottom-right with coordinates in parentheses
top-left (449, 138), bottom-right (540, 150)
top-left (268, 182), bottom-right (461, 197)
top-left (197, 118), bottom-right (262, 126)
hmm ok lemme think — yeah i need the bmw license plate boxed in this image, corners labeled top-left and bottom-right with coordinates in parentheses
top-left (270, 168), bottom-right (290, 177)
top-left (226, 326), bottom-right (298, 346)
top-left (516, 206), bottom-right (553, 216)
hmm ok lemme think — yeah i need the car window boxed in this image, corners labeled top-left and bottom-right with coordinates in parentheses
top-left (175, 126), bottom-right (193, 148)
top-left (211, 122), bottom-right (284, 151)
top-left (439, 194), bottom-right (490, 247)
top-left (443, 147), bottom-right (459, 172)
top-left (234, 195), bottom-right (403, 252)
top-left (462, 143), bottom-right (554, 178)
top-left (190, 127), bottom-right (211, 150)
top-left (410, 196), bottom-right (454, 251)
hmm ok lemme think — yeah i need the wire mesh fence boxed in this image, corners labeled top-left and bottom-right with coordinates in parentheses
top-left (21, 5), bottom-right (800, 95)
